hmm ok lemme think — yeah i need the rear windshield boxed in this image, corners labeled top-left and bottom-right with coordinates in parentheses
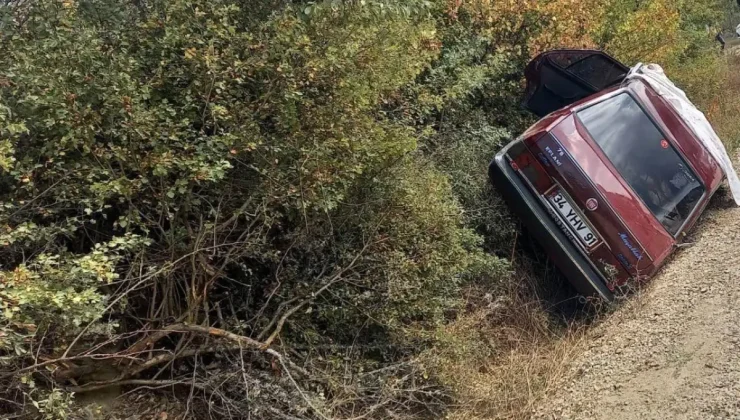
top-left (578, 93), bottom-right (705, 236)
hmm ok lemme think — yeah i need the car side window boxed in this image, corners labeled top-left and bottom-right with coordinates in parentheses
top-left (564, 55), bottom-right (628, 90)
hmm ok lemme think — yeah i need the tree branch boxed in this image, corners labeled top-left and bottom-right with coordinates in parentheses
top-left (67, 379), bottom-right (205, 394)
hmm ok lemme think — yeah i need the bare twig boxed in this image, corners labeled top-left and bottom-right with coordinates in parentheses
top-left (67, 379), bottom-right (205, 394)
top-left (140, 323), bottom-right (313, 378)
top-left (272, 347), bottom-right (331, 420)
top-left (258, 233), bottom-right (382, 348)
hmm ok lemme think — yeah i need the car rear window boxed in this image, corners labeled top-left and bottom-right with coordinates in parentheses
top-left (577, 93), bottom-right (705, 236)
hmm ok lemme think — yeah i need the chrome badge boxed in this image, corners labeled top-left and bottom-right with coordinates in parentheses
top-left (586, 198), bottom-right (599, 211)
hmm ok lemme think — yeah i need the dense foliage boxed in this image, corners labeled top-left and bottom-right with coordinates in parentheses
top-left (0, 0), bottom-right (733, 418)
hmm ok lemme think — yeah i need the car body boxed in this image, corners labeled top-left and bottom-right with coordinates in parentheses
top-left (489, 50), bottom-right (724, 300)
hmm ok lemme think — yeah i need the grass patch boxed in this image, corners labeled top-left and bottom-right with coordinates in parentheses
top-left (421, 256), bottom-right (596, 420)
top-left (712, 53), bottom-right (740, 152)
top-left (673, 52), bottom-right (740, 153)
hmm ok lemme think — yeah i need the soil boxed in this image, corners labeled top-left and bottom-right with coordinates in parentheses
top-left (535, 188), bottom-right (740, 419)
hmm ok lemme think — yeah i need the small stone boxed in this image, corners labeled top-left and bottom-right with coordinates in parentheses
top-left (645, 360), bottom-right (660, 368)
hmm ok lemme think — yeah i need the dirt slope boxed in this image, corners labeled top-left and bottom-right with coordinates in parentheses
top-left (534, 192), bottom-right (740, 419)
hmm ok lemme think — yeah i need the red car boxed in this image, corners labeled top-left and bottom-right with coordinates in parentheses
top-left (489, 50), bottom-right (724, 301)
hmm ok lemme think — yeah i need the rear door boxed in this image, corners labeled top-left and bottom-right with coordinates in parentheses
top-left (523, 50), bottom-right (629, 117)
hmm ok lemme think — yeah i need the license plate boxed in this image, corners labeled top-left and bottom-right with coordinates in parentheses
top-left (547, 190), bottom-right (599, 249)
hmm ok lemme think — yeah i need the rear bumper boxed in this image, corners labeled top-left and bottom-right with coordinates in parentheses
top-left (489, 140), bottom-right (614, 301)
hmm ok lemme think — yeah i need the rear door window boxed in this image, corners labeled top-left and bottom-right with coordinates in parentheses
top-left (577, 93), bottom-right (705, 236)
top-left (562, 54), bottom-right (628, 90)
top-left (524, 64), bottom-right (596, 117)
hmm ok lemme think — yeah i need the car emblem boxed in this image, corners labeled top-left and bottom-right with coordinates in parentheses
top-left (586, 198), bottom-right (598, 211)
top-left (510, 161), bottom-right (519, 171)
top-left (660, 139), bottom-right (669, 149)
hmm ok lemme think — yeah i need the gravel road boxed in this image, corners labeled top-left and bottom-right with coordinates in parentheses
top-left (535, 189), bottom-right (740, 419)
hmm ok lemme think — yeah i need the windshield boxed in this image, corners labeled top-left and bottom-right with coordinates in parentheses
top-left (578, 93), bottom-right (705, 236)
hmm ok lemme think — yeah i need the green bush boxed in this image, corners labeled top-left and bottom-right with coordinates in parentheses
top-left (0, 0), bottom-right (505, 417)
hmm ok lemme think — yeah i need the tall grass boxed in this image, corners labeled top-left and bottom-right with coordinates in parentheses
top-left (673, 52), bottom-right (740, 153)
top-left (712, 53), bottom-right (740, 152)
top-left (420, 256), bottom-right (594, 420)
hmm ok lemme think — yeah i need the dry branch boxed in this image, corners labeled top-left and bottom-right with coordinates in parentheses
top-left (67, 379), bottom-right (206, 394)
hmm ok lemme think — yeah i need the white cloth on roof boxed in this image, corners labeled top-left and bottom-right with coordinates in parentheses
top-left (625, 63), bottom-right (740, 206)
